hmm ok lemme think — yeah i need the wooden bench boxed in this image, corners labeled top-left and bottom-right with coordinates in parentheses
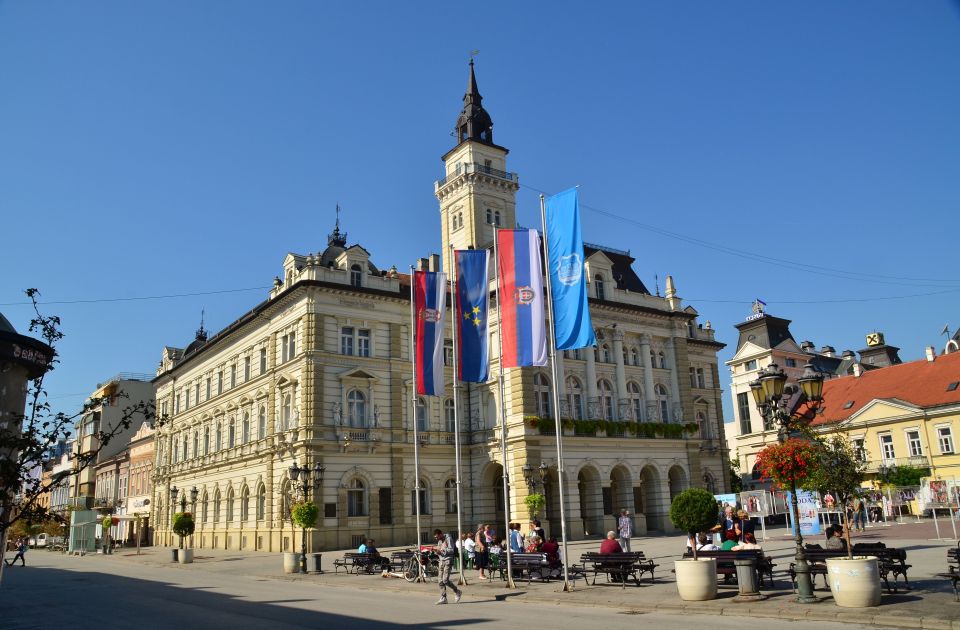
top-left (507, 552), bottom-right (551, 585)
top-left (788, 545), bottom-right (910, 594)
top-left (577, 552), bottom-right (658, 589)
top-left (681, 550), bottom-right (775, 587)
top-left (333, 552), bottom-right (388, 574)
top-left (935, 546), bottom-right (959, 601)
top-left (389, 550), bottom-right (414, 573)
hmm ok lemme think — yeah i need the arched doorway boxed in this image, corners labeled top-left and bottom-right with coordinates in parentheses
top-left (577, 466), bottom-right (603, 536)
top-left (609, 465), bottom-right (634, 518)
top-left (639, 465), bottom-right (663, 532)
top-left (481, 462), bottom-right (505, 525)
top-left (668, 465), bottom-right (688, 501)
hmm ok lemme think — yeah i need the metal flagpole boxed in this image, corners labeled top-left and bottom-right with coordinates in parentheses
top-left (493, 228), bottom-right (516, 588)
top-left (450, 245), bottom-right (468, 586)
top-left (538, 194), bottom-right (574, 591)
top-left (409, 265), bottom-right (424, 580)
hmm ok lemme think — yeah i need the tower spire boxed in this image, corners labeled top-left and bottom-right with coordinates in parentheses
top-left (196, 308), bottom-right (207, 342)
top-left (328, 203), bottom-right (347, 247)
top-left (455, 59), bottom-right (494, 145)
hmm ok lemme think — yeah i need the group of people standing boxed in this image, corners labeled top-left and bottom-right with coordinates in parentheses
top-left (687, 505), bottom-right (760, 552)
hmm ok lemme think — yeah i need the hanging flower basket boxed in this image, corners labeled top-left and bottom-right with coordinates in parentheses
top-left (754, 438), bottom-right (820, 490)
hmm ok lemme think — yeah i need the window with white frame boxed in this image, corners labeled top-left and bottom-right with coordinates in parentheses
top-left (938, 426), bottom-right (954, 454)
top-left (260, 348), bottom-right (267, 374)
top-left (444, 398), bottom-right (456, 432)
top-left (416, 397), bottom-right (428, 432)
top-left (443, 339), bottom-right (453, 366)
top-left (256, 484), bottom-right (266, 520)
top-left (341, 327), bottom-right (354, 355)
top-left (411, 479), bottom-right (431, 515)
top-left (230, 365), bottom-right (236, 388)
top-left (630, 347), bottom-right (640, 366)
top-left (281, 332), bottom-right (296, 363)
top-left (658, 351), bottom-right (667, 369)
top-left (281, 394), bottom-right (292, 431)
top-left (595, 275), bottom-right (605, 300)
top-left (445, 479), bottom-right (457, 513)
top-left (745, 359), bottom-right (757, 371)
top-left (357, 329), bottom-right (370, 357)
top-left (350, 264), bottom-right (363, 288)
top-left (226, 488), bottom-right (234, 524)
top-left (213, 490), bottom-right (221, 524)
top-left (695, 368), bottom-right (706, 388)
top-left (906, 429), bottom-right (923, 457)
top-left (193, 432), bottom-right (199, 459)
top-left (533, 372), bottom-right (550, 417)
top-left (258, 405), bottom-right (266, 440)
top-left (879, 433), bottom-right (895, 461)
top-left (242, 412), bottom-right (250, 444)
top-left (851, 437), bottom-right (866, 461)
top-left (347, 479), bottom-right (367, 516)
top-left (244, 356), bottom-right (251, 381)
top-left (206, 377), bottom-right (211, 400)
top-left (203, 427), bottom-right (210, 455)
top-left (347, 389), bottom-right (367, 427)
top-left (627, 381), bottom-right (643, 421)
top-left (228, 417), bottom-right (236, 448)
top-left (194, 383), bottom-right (200, 405)
top-left (215, 422), bottom-right (222, 451)
top-left (655, 384), bottom-right (670, 422)
top-left (217, 371), bottom-right (223, 395)
top-left (566, 376), bottom-right (584, 419)
top-left (240, 487), bottom-right (250, 521)
top-left (598, 379), bottom-right (614, 420)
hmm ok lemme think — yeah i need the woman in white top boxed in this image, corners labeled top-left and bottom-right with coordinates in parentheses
top-left (731, 532), bottom-right (761, 551)
top-left (695, 533), bottom-right (718, 551)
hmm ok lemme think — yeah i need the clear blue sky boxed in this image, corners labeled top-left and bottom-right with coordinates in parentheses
top-left (2, 1), bottom-right (959, 424)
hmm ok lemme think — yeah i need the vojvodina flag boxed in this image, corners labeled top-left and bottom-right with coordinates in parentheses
top-left (545, 188), bottom-right (596, 350)
top-left (413, 270), bottom-right (447, 396)
top-left (455, 249), bottom-right (489, 382)
top-left (496, 229), bottom-right (548, 368)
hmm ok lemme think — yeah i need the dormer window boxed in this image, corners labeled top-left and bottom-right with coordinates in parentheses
top-left (350, 264), bottom-right (362, 288)
top-left (595, 274), bottom-right (605, 300)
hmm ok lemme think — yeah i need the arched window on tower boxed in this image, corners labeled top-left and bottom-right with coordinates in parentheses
top-left (595, 275), bottom-right (605, 300)
top-left (598, 379), bottom-right (614, 420)
top-left (655, 384), bottom-right (670, 422)
top-left (350, 264), bottom-right (362, 288)
top-left (347, 389), bottom-right (366, 427)
top-left (627, 381), bottom-right (644, 421)
top-left (533, 372), bottom-right (550, 417)
top-left (566, 376), bottom-right (584, 420)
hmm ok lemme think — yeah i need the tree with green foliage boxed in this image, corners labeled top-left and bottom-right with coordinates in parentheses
top-left (880, 465), bottom-right (929, 488)
top-left (171, 512), bottom-right (195, 550)
top-left (728, 458), bottom-right (743, 494)
top-left (806, 435), bottom-right (866, 559)
top-left (669, 488), bottom-right (719, 560)
top-left (524, 493), bottom-right (546, 520)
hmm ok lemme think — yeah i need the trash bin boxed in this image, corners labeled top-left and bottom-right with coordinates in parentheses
top-left (307, 553), bottom-right (323, 574)
top-left (171, 548), bottom-right (179, 563)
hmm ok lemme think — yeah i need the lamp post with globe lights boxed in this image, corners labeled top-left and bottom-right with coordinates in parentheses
top-left (749, 362), bottom-right (824, 604)
top-left (289, 461), bottom-right (325, 573)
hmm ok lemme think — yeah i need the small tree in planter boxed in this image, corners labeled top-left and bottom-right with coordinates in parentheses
top-left (669, 488), bottom-right (718, 560)
top-left (291, 501), bottom-right (319, 573)
top-left (669, 487), bottom-right (721, 601)
top-left (172, 512), bottom-right (195, 550)
top-left (806, 435), bottom-right (866, 558)
top-left (524, 493), bottom-right (546, 520)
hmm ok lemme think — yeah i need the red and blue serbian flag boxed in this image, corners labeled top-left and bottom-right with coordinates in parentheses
top-left (414, 270), bottom-right (447, 396)
top-left (455, 249), bottom-right (489, 382)
top-left (496, 229), bottom-right (548, 368)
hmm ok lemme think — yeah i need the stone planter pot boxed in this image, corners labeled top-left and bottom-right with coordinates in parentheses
top-left (179, 548), bottom-right (194, 564)
top-left (170, 548), bottom-right (179, 563)
top-left (283, 552), bottom-right (303, 574)
top-left (826, 556), bottom-right (881, 608)
top-left (674, 558), bottom-right (717, 601)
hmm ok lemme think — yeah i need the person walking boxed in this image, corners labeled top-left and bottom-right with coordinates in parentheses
top-left (6, 538), bottom-right (27, 566)
top-left (433, 529), bottom-right (462, 605)
top-left (617, 509), bottom-right (633, 552)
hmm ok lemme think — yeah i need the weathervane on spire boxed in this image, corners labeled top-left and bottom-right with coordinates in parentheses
top-left (196, 308), bottom-right (207, 341)
top-left (469, 49), bottom-right (479, 63)
top-left (328, 203), bottom-right (347, 246)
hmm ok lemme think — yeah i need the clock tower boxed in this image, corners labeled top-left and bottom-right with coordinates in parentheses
top-left (435, 60), bottom-right (519, 274)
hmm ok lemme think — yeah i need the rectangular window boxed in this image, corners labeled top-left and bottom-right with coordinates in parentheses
top-left (341, 327), bottom-right (354, 356)
top-left (287, 332), bottom-right (296, 361)
top-left (217, 371), bottom-right (223, 395)
top-left (161, 401), bottom-right (168, 417)
top-left (324, 503), bottom-right (337, 518)
top-left (175, 394), bottom-right (181, 414)
top-left (737, 392), bottom-right (751, 434)
top-left (851, 438), bottom-right (866, 461)
top-left (230, 365), bottom-right (236, 388)
top-left (938, 427), bottom-right (954, 454)
top-left (244, 357), bottom-right (251, 381)
top-left (206, 378), bottom-right (211, 400)
top-left (696, 368), bottom-right (706, 388)
top-left (411, 489), bottom-right (430, 515)
top-left (745, 359), bottom-right (758, 371)
top-left (906, 430), bottom-right (923, 457)
top-left (358, 329), bottom-right (370, 357)
top-left (184, 389), bottom-right (189, 410)
top-left (194, 383), bottom-right (199, 405)
top-left (879, 434), bottom-right (895, 461)
top-left (444, 339), bottom-right (453, 367)
top-left (689, 367), bottom-right (697, 389)
top-left (260, 348), bottom-right (267, 374)
top-left (785, 358), bottom-right (797, 368)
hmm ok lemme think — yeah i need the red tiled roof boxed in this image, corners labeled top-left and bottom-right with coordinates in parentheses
top-left (811, 351), bottom-right (960, 426)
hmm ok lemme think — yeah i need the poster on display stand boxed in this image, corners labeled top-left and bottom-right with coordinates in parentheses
top-left (921, 479), bottom-right (957, 540)
top-left (786, 489), bottom-right (821, 537)
top-left (861, 490), bottom-right (890, 528)
top-left (890, 486), bottom-right (922, 523)
top-left (739, 490), bottom-right (770, 541)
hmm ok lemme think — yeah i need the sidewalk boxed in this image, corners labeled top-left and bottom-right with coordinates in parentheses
top-left (95, 521), bottom-right (960, 629)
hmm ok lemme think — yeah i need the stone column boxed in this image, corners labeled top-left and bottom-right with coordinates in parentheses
top-left (639, 334), bottom-right (657, 421)
top-left (612, 330), bottom-right (627, 418)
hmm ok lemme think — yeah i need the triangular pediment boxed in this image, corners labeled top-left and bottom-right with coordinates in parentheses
top-left (773, 338), bottom-right (804, 354)
top-left (339, 367), bottom-right (378, 382)
top-left (728, 340), bottom-right (767, 364)
top-left (842, 398), bottom-right (922, 425)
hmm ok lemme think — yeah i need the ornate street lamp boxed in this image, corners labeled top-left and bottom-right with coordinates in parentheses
top-left (289, 461), bottom-right (325, 573)
top-left (751, 362), bottom-right (824, 604)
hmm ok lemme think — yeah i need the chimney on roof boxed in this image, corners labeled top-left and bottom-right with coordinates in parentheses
top-left (800, 340), bottom-right (815, 353)
top-left (841, 350), bottom-right (856, 359)
top-left (853, 363), bottom-right (862, 377)
top-left (820, 345), bottom-right (836, 357)
top-left (417, 257), bottom-right (430, 271)
top-left (926, 346), bottom-right (937, 362)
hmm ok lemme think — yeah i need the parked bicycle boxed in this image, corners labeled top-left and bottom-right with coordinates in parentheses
top-left (403, 549), bottom-right (439, 583)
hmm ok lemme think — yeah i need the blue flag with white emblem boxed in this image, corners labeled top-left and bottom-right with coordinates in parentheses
top-left (545, 188), bottom-right (596, 350)
top-left (455, 249), bottom-right (489, 382)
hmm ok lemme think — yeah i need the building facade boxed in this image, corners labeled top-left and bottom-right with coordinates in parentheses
top-left (151, 63), bottom-right (729, 553)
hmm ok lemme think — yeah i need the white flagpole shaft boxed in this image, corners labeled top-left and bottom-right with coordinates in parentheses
top-left (450, 245), bottom-right (468, 585)
top-left (493, 228), bottom-right (515, 588)
top-left (409, 266), bottom-right (423, 558)
top-left (538, 193), bottom-right (573, 591)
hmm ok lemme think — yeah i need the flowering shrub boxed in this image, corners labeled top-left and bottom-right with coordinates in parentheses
top-left (755, 439), bottom-right (820, 490)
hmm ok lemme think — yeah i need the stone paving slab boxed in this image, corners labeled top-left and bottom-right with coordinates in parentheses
top-left (43, 520), bottom-right (960, 628)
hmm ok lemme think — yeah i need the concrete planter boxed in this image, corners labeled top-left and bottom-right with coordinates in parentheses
top-left (674, 558), bottom-right (717, 601)
top-left (826, 556), bottom-right (881, 608)
top-left (179, 548), bottom-right (194, 564)
top-left (283, 552), bottom-right (302, 574)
